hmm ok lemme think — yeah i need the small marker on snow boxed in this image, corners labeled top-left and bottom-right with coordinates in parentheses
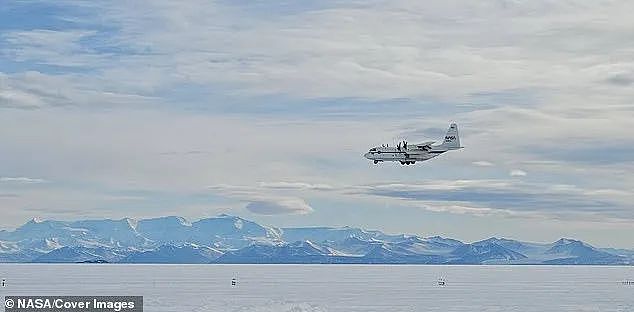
top-left (437, 278), bottom-right (446, 286)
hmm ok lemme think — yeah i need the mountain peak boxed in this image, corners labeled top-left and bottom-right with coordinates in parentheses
top-left (217, 213), bottom-right (238, 219)
top-left (23, 218), bottom-right (52, 227)
top-left (140, 216), bottom-right (191, 226)
top-left (397, 235), bottom-right (425, 244)
top-left (553, 238), bottom-right (582, 245)
top-left (476, 237), bottom-right (511, 244)
top-left (425, 236), bottom-right (464, 246)
top-left (122, 218), bottom-right (138, 230)
top-left (19, 218), bottom-right (61, 230)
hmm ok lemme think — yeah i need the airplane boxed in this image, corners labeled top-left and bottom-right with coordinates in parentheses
top-left (364, 123), bottom-right (462, 165)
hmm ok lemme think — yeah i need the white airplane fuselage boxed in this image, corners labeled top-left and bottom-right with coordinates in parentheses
top-left (363, 145), bottom-right (449, 164)
top-left (364, 123), bottom-right (462, 165)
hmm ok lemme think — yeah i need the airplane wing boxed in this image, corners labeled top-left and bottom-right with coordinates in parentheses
top-left (414, 141), bottom-right (435, 149)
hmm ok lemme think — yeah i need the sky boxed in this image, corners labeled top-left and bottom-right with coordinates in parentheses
top-left (1, 0), bottom-right (633, 248)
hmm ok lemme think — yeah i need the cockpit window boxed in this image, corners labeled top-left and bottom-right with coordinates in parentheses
top-left (370, 148), bottom-right (377, 152)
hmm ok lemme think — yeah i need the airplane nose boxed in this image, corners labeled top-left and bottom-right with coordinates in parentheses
top-left (363, 152), bottom-right (371, 159)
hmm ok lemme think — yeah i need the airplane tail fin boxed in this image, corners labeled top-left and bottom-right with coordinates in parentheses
top-left (440, 123), bottom-right (461, 149)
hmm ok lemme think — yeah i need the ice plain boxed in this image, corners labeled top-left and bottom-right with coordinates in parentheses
top-left (0, 264), bottom-right (632, 312)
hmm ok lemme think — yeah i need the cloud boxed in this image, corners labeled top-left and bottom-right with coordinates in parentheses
top-left (5, 0), bottom-right (633, 105)
top-left (0, 85), bottom-right (48, 109)
top-left (0, 71), bottom-right (159, 110)
top-left (605, 72), bottom-right (634, 86)
top-left (509, 169), bottom-right (527, 177)
top-left (472, 161), bottom-right (494, 167)
top-left (2, 29), bottom-right (103, 67)
top-left (207, 179), bottom-right (634, 222)
top-left (258, 182), bottom-right (334, 191)
top-left (245, 198), bottom-right (313, 215)
top-left (347, 180), bottom-right (634, 222)
top-left (207, 184), bottom-right (314, 215)
top-left (0, 176), bottom-right (47, 184)
top-left (80, 0), bottom-right (634, 103)
top-left (529, 145), bottom-right (634, 165)
top-left (415, 201), bottom-right (499, 217)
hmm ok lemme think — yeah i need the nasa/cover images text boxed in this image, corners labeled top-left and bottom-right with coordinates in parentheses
top-left (4, 296), bottom-right (142, 312)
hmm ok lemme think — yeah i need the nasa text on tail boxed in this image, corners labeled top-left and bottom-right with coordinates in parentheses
top-left (364, 123), bottom-right (463, 165)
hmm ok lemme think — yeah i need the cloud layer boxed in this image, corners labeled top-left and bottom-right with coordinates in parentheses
top-left (208, 184), bottom-right (314, 215)
top-left (1, 0), bottom-right (633, 246)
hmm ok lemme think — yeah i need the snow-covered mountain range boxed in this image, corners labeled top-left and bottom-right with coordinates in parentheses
top-left (0, 215), bottom-right (631, 264)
